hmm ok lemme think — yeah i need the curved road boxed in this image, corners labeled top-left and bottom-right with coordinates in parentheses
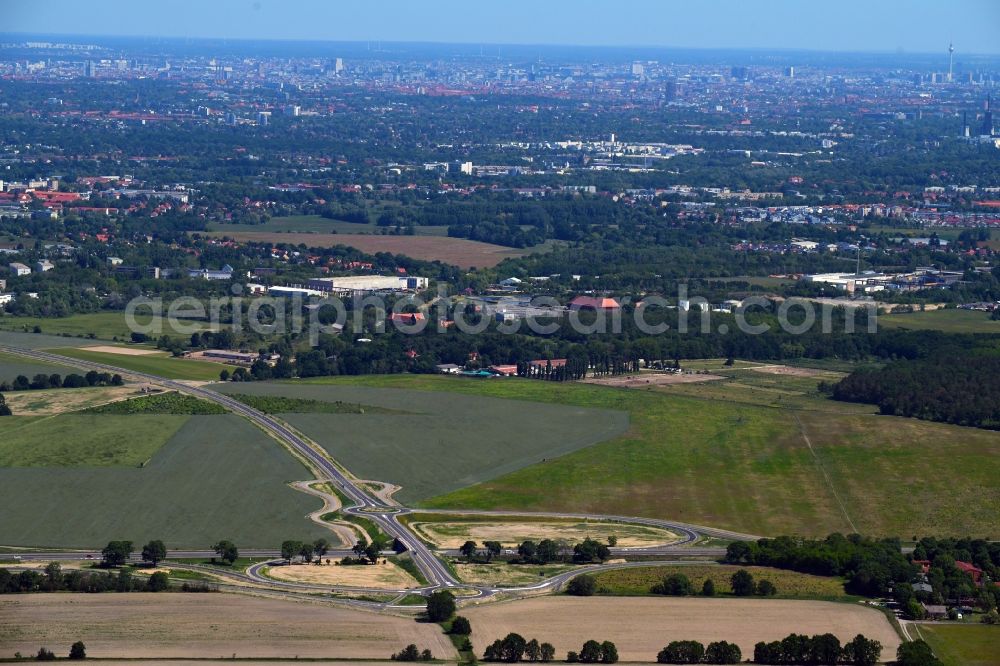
top-left (0, 343), bottom-right (755, 605)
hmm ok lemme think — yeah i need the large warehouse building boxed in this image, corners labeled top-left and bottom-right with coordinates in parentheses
top-left (307, 275), bottom-right (429, 294)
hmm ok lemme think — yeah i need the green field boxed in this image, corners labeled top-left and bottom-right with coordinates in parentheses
top-left (0, 414), bottom-right (329, 548)
top-left (0, 311), bottom-right (216, 342)
top-left (301, 375), bottom-right (1000, 538)
top-left (0, 330), bottom-right (104, 350)
top-left (214, 381), bottom-right (630, 504)
top-left (878, 308), bottom-right (1000, 334)
top-left (0, 350), bottom-right (76, 383)
top-left (210, 214), bottom-right (451, 236)
top-left (590, 564), bottom-right (852, 601)
top-left (0, 414), bottom-right (187, 467)
top-left (915, 624), bottom-right (1000, 666)
top-left (50, 347), bottom-right (230, 381)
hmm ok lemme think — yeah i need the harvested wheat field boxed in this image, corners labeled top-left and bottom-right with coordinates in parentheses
top-left (463, 597), bottom-right (900, 662)
top-left (409, 520), bottom-right (678, 549)
top-left (83, 345), bottom-right (161, 356)
top-left (204, 231), bottom-right (529, 269)
top-left (0, 594), bottom-right (456, 659)
top-left (264, 561), bottom-right (420, 589)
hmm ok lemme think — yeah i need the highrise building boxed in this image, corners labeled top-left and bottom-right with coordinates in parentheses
top-left (983, 96), bottom-right (995, 137)
top-left (665, 79), bottom-right (678, 102)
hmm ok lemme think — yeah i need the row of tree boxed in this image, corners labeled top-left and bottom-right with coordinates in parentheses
top-left (483, 633), bottom-right (560, 663)
top-left (29, 643), bottom-right (86, 661)
top-left (656, 640), bottom-right (741, 664)
top-left (652, 570), bottom-right (775, 597)
top-left (0, 371), bottom-right (124, 394)
top-left (0, 563), bottom-right (169, 594)
top-left (753, 633), bottom-right (881, 666)
top-left (279, 538), bottom-right (331, 564)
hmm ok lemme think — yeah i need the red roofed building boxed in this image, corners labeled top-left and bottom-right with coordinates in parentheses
top-left (956, 561), bottom-right (984, 585)
top-left (389, 312), bottom-right (425, 325)
top-left (569, 295), bottom-right (621, 311)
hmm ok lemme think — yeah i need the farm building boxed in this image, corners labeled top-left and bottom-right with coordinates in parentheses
top-left (569, 295), bottom-right (620, 310)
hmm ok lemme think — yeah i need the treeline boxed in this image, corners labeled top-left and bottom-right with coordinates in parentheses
top-left (752, 634), bottom-right (881, 666)
top-left (0, 371), bottom-right (123, 393)
top-left (0, 563), bottom-right (213, 594)
top-left (832, 355), bottom-right (1000, 430)
top-left (725, 534), bottom-right (914, 597)
top-left (725, 533), bottom-right (1000, 615)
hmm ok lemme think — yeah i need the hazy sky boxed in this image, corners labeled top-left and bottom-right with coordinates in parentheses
top-left (5, 0), bottom-right (1000, 54)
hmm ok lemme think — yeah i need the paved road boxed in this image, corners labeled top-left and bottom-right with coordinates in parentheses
top-left (0, 343), bottom-right (752, 604)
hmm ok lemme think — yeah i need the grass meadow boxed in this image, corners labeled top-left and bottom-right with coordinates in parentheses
top-left (51, 347), bottom-right (229, 381)
top-left (878, 308), bottom-right (1000, 334)
top-left (302, 374), bottom-right (1000, 538)
top-left (590, 564), bottom-right (853, 601)
top-left (915, 623), bottom-right (1000, 666)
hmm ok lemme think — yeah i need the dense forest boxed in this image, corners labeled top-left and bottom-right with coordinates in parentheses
top-left (832, 354), bottom-right (1000, 429)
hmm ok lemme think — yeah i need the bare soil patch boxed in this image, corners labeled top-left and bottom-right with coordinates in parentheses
top-left (264, 561), bottom-right (420, 589)
top-left (0, 593), bottom-right (455, 659)
top-left (409, 520), bottom-right (678, 549)
top-left (582, 372), bottom-right (723, 388)
top-left (463, 597), bottom-right (900, 662)
top-left (83, 345), bottom-right (161, 356)
top-left (2, 386), bottom-right (137, 415)
top-left (204, 231), bottom-right (528, 269)
top-left (749, 365), bottom-right (826, 378)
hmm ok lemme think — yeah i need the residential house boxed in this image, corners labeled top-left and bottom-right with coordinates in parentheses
top-left (8, 262), bottom-right (30, 276)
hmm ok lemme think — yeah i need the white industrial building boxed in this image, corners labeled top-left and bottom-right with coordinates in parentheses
top-left (308, 275), bottom-right (429, 293)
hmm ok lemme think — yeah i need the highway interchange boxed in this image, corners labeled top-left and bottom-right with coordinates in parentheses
top-left (0, 343), bottom-right (758, 609)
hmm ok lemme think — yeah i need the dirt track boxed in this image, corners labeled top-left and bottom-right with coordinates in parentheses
top-left (0, 594), bottom-right (455, 659)
top-left (463, 597), bottom-right (900, 661)
top-left (581, 372), bottom-right (723, 388)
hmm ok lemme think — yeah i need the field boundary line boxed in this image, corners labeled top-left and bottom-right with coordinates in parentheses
top-left (793, 413), bottom-right (858, 534)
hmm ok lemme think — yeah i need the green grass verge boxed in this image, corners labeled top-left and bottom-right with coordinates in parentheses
top-left (50, 347), bottom-right (230, 381)
top-left (226, 392), bottom-right (401, 414)
top-left (396, 593), bottom-right (429, 606)
top-left (390, 554), bottom-right (430, 585)
top-left (0, 413), bottom-right (188, 467)
top-left (0, 311), bottom-right (215, 341)
top-left (590, 564), bottom-right (854, 601)
top-left (82, 391), bottom-right (226, 415)
top-left (915, 623), bottom-right (1000, 666)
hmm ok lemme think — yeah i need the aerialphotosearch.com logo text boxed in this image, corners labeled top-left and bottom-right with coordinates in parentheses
top-left (125, 283), bottom-right (877, 346)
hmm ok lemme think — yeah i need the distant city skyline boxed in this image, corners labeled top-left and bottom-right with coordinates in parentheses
top-left (4, 0), bottom-right (1000, 56)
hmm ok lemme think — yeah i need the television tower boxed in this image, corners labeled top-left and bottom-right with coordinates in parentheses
top-left (948, 42), bottom-right (954, 83)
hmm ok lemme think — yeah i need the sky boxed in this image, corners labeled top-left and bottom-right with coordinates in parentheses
top-left (4, 0), bottom-right (1000, 55)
